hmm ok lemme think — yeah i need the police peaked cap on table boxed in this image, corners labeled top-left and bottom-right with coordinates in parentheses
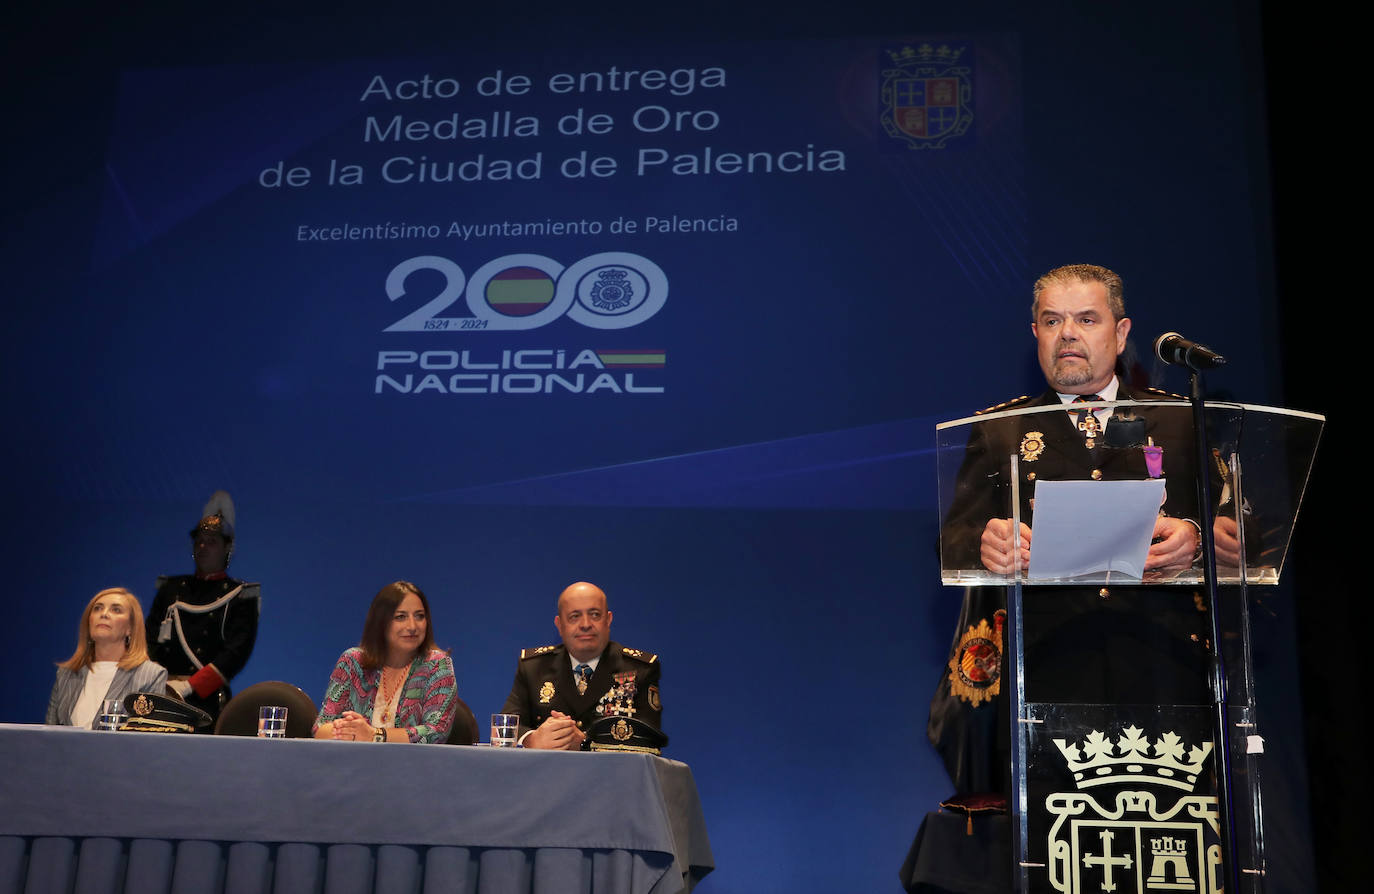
top-left (587, 715), bottom-right (669, 754)
top-left (120, 691), bottom-right (213, 733)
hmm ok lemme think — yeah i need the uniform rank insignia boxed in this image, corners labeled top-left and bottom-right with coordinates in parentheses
top-left (1212, 447), bottom-right (1232, 502)
top-left (133, 694), bottom-right (153, 716)
top-left (1212, 447), bottom-right (1230, 481)
top-left (948, 610), bottom-right (1006, 707)
top-left (538, 681), bottom-right (554, 703)
top-left (1019, 432), bottom-right (1045, 462)
top-left (647, 685), bottom-right (661, 711)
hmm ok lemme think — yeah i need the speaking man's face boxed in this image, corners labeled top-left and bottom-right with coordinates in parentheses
top-left (1032, 279), bottom-right (1130, 395)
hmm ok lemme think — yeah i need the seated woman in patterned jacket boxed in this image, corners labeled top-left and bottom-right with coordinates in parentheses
top-left (313, 581), bottom-right (458, 744)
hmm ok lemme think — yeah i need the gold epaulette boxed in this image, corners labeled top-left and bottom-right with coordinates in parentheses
top-left (519, 645), bottom-right (559, 660)
top-left (975, 395), bottom-right (1033, 415)
top-left (619, 646), bottom-right (658, 664)
top-left (1137, 386), bottom-right (1187, 400)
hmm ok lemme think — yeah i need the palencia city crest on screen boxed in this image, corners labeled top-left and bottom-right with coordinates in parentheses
top-left (375, 251), bottom-right (667, 397)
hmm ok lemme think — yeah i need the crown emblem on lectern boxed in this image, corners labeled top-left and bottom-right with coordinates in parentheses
top-left (1054, 725), bottom-right (1213, 792)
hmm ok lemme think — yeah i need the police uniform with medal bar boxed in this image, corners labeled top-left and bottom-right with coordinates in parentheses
top-left (942, 383), bottom-right (1216, 706)
top-left (501, 641), bottom-right (662, 746)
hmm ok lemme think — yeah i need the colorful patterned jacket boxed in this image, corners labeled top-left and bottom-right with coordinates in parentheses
top-left (315, 647), bottom-right (457, 743)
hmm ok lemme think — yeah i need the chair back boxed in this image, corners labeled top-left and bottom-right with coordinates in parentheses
top-left (446, 696), bottom-right (480, 745)
top-left (215, 681), bottom-right (318, 738)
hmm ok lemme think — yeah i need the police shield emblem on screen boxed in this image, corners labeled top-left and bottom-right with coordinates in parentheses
top-left (376, 251), bottom-right (667, 396)
top-left (880, 43), bottom-right (974, 150)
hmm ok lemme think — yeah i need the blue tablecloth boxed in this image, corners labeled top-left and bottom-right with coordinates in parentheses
top-left (0, 723), bottom-right (713, 894)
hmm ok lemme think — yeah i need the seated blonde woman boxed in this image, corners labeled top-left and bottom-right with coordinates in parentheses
top-left (46, 587), bottom-right (168, 727)
top-left (314, 581), bottom-right (457, 743)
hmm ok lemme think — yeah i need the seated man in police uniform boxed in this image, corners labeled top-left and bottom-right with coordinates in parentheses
top-left (502, 581), bottom-right (662, 750)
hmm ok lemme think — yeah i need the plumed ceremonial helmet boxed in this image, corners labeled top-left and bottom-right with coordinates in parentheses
top-left (189, 490), bottom-right (237, 551)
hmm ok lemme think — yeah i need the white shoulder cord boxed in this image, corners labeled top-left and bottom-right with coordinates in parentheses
top-left (163, 585), bottom-right (243, 670)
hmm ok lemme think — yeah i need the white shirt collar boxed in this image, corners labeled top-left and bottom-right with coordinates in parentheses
top-left (569, 653), bottom-right (600, 674)
top-left (1054, 376), bottom-right (1120, 404)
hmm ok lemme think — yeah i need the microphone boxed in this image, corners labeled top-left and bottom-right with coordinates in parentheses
top-left (1154, 332), bottom-right (1227, 370)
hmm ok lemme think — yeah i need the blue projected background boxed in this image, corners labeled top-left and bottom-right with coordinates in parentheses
top-left (1, 3), bottom-right (1308, 891)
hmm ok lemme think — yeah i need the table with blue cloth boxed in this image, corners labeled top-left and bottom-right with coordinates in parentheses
top-left (0, 723), bottom-right (713, 894)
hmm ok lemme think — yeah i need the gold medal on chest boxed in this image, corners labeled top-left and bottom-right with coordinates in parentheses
top-left (538, 681), bottom-right (555, 703)
top-left (1019, 432), bottom-right (1045, 462)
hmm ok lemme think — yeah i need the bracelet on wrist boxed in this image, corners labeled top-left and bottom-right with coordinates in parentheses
top-left (373, 726), bottom-right (386, 742)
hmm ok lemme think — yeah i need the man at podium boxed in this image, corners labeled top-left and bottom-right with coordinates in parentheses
top-left (940, 262), bottom-right (1224, 707)
top-left (904, 264), bottom-right (1263, 894)
top-left (904, 263), bottom-right (1228, 893)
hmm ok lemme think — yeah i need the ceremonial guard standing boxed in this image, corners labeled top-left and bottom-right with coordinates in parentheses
top-left (146, 491), bottom-right (260, 726)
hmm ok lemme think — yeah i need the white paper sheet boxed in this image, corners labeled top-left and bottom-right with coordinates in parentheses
top-left (1025, 478), bottom-right (1167, 580)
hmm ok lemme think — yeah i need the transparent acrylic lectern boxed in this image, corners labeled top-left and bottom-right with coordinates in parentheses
top-left (935, 400), bottom-right (1323, 894)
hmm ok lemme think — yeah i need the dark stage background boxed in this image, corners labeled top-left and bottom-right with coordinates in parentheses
top-left (3, 2), bottom-right (1341, 891)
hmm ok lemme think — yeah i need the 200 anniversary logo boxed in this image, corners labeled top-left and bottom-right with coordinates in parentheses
top-left (377, 251), bottom-right (667, 396)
